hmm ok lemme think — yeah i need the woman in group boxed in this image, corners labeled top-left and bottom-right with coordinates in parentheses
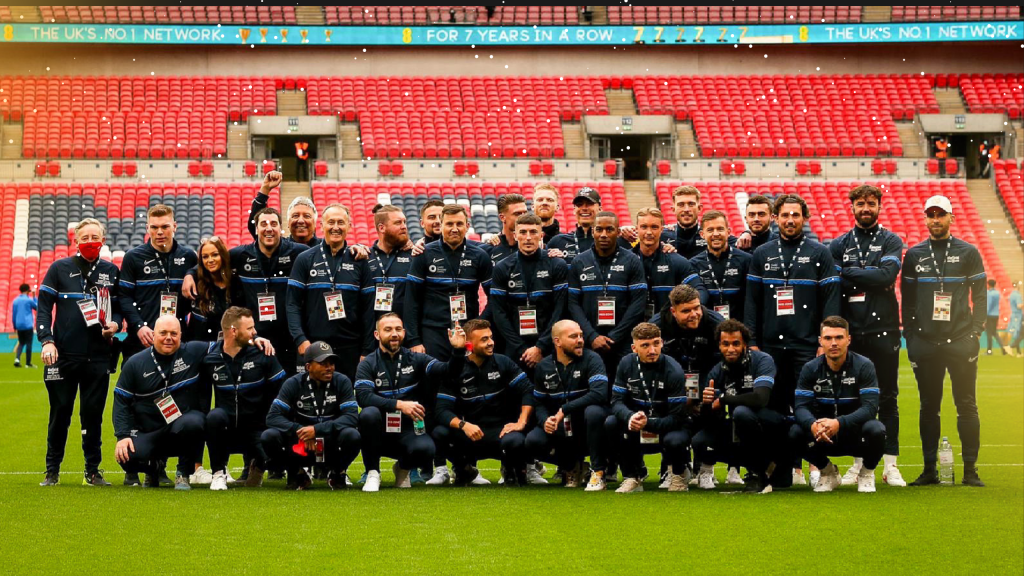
top-left (188, 236), bottom-right (236, 341)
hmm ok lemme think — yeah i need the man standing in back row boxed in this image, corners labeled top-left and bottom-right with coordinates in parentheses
top-left (902, 195), bottom-right (986, 487)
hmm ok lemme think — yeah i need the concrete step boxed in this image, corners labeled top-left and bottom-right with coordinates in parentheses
top-left (277, 90), bottom-right (307, 115)
top-left (295, 6), bottom-right (325, 26)
top-left (1, 122), bottom-right (23, 159)
top-left (933, 88), bottom-right (967, 114)
top-left (966, 179), bottom-right (1024, 283)
top-left (862, 6), bottom-right (891, 23)
top-left (677, 121), bottom-right (699, 159)
top-left (227, 124), bottom-right (249, 160)
top-left (589, 5), bottom-right (608, 25)
top-left (896, 122), bottom-right (925, 158)
top-left (605, 89), bottom-right (637, 116)
top-left (561, 122), bottom-right (586, 159)
top-left (1016, 127), bottom-right (1023, 160)
top-left (9, 5), bottom-right (41, 22)
top-left (280, 182), bottom-right (310, 219)
top-left (339, 123), bottom-right (363, 160)
top-left (623, 180), bottom-right (656, 220)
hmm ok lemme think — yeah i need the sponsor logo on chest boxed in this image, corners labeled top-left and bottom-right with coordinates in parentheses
top-left (536, 270), bottom-right (549, 279)
top-left (171, 358), bottom-right (189, 375)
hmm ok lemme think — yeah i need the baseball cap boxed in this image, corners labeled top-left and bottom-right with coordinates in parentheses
top-left (304, 341), bottom-right (339, 364)
top-left (923, 195), bottom-right (953, 215)
top-left (573, 187), bottom-right (601, 206)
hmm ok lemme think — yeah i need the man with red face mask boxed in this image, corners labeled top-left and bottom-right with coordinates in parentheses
top-left (37, 218), bottom-right (123, 487)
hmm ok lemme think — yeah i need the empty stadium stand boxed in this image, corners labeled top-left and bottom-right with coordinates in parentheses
top-left (959, 73), bottom-right (1024, 118)
top-left (35, 5), bottom-right (297, 25)
top-left (324, 6), bottom-right (579, 26)
top-left (994, 159), bottom-right (1024, 239)
top-left (608, 6), bottom-right (863, 25)
top-left (891, 6), bottom-right (1020, 22)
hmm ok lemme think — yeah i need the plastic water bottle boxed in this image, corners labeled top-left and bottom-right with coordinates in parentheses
top-left (938, 436), bottom-right (955, 485)
top-left (413, 418), bottom-right (426, 436)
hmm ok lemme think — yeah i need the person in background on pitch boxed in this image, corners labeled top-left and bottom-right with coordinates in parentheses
top-left (263, 341), bottom-right (362, 490)
top-left (829, 184), bottom-right (907, 487)
top-left (186, 236), bottom-right (236, 341)
top-left (790, 316), bottom-right (886, 493)
top-left (12, 283), bottom-right (37, 368)
top-left (985, 279), bottom-right (1005, 356)
top-left (1008, 280), bottom-right (1023, 357)
top-left (902, 195), bottom-right (986, 487)
top-left (37, 218), bottom-right (121, 487)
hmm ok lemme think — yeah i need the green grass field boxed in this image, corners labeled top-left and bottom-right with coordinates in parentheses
top-left (1, 351), bottom-right (1021, 574)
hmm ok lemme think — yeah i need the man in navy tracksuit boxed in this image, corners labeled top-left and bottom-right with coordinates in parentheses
top-left (607, 322), bottom-right (692, 493)
top-left (790, 316), bottom-right (885, 493)
top-left (632, 207), bottom-right (706, 319)
top-left (652, 284), bottom-right (723, 390)
top-left (200, 307), bottom-right (286, 490)
top-left (547, 187), bottom-right (602, 264)
top-left (113, 316), bottom-right (214, 490)
top-left (434, 319), bottom-right (534, 486)
top-left (735, 194), bottom-right (778, 252)
top-left (37, 218), bottom-right (122, 487)
top-left (745, 194), bottom-right (839, 486)
top-left (287, 204), bottom-right (375, 382)
top-left (263, 341), bottom-right (362, 490)
top-left (693, 319), bottom-right (778, 493)
top-left (527, 320), bottom-right (610, 490)
top-left (354, 314), bottom-right (465, 490)
top-left (480, 194), bottom-right (529, 357)
top-left (691, 210), bottom-right (752, 322)
top-left (368, 205), bottom-right (414, 324)
top-left (902, 195), bottom-right (987, 487)
top-left (248, 171), bottom-right (319, 248)
top-left (119, 204), bottom-right (196, 361)
top-left (829, 185), bottom-right (906, 487)
top-left (661, 185), bottom-right (737, 259)
top-left (568, 212), bottom-right (648, 377)
top-left (489, 213), bottom-right (569, 372)
top-left (404, 204), bottom-right (492, 362)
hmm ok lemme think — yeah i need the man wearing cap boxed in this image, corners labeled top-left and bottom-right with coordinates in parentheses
top-left (632, 207), bottom-right (707, 320)
top-left (547, 187), bottom-right (603, 264)
top-left (691, 210), bottom-right (752, 322)
top-left (568, 211), bottom-right (648, 377)
top-left (902, 195), bottom-right (986, 487)
top-left (262, 341), bottom-right (362, 490)
top-left (829, 185), bottom-right (907, 487)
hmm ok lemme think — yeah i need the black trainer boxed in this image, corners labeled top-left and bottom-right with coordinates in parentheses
top-left (143, 471), bottom-right (162, 488)
top-left (909, 466), bottom-right (941, 486)
top-left (156, 468), bottom-right (173, 486)
top-left (83, 470), bottom-right (111, 486)
top-left (268, 469), bottom-right (286, 480)
top-left (285, 469), bottom-right (312, 491)
top-left (123, 472), bottom-right (141, 486)
top-left (39, 472), bottom-right (59, 486)
top-left (244, 460), bottom-right (265, 488)
top-left (327, 471), bottom-right (348, 490)
top-left (743, 473), bottom-right (771, 494)
top-left (962, 466), bottom-right (986, 487)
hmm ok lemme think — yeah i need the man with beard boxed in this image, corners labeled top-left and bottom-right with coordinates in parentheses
top-left (661, 186), bottom-right (736, 259)
top-left (532, 183), bottom-right (563, 243)
top-left (691, 210), bottom-right (752, 323)
top-left (355, 314), bottom-right (465, 491)
top-left (735, 194), bottom-right (779, 252)
top-left (902, 195), bottom-right (987, 487)
top-left (368, 205), bottom-right (414, 323)
top-left (568, 212), bottom-right (648, 377)
top-left (745, 194), bottom-right (840, 487)
top-left (484, 194), bottom-right (529, 268)
top-left (632, 207), bottom-right (706, 319)
top-left (527, 320), bottom-right (610, 490)
top-left (829, 185), bottom-right (906, 487)
top-left (409, 200), bottom-right (446, 255)
top-left (287, 204), bottom-right (375, 381)
top-left (652, 285), bottom-right (723, 394)
top-left (248, 171), bottom-right (319, 248)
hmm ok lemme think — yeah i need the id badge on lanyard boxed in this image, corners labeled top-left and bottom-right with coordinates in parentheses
top-left (597, 299), bottom-right (616, 326)
top-left (78, 299), bottom-right (101, 327)
top-left (640, 430), bottom-right (660, 444)
top-left (324, 291), bottom-right (346, 320)
top-left (518, 306), bottom-right (538, 335)
top-left (160, 292), bottom-right (178, 317)
top-left (776, 288), bottom-right (795, 316)
top-left (848, 293), bottom-right (866, 303)
top-left (375, 284), bottom-right (395, 312)
top-left (713, 304), bottom-right (730, 319)
top-left (933, 292), bottom-right (953, 321)
top-left (386, 411), bottom-right (402, 433)
top-left (258, 292), bottom-right (277, 322)
top-left (449, 292), bottom-right (467, 323)
top-left (155, 394), bottom-right (181, 424)
top-left (685, 373), bottom-right (700, 400)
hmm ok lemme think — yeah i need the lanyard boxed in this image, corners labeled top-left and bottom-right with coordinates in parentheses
top-left (441, 243), bottom-right (465, 287)
top-left (373, 247), bottom-right (400, 284)
top-left (304, 375), bottom-right (325, 420)
top-left (515, 252), bottom-right (537, 306)
top-left (149, 348), bottom-right (179, 396)
top-left (850, 226), bottom-right (882, 268)
top-left (702, 248), bottom-right (732, 306)
top-left (635, 358), bottom-right (659, 418)
top-left (318, 242), bottom-right (346, 291)
top-left (379, 349), bottom-right (404, 390)
top-left (221, 351), bottom-right (245, 389)
top-left (597, 252), bottom-right (620, 298)
top-left (777, 237), bottom-right (805, 287)
top-left (927, 237), bottom-right (952, 293)
top-left (555, 359), bottom-right (578, 393)
top-left (150, 249), bottom-right (172, 292)
top-left (255, 245), bottom-right (281, 292)
top-left (74, 255), bottom-right (101, 297)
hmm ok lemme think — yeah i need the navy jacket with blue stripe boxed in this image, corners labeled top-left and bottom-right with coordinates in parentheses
top-left (436, 353), bottom-right (532, 428)
top-left (744, 234), bottom-right (841, 351)
top-left (200, 341), bottom-right (286, 428)
top-left (702, 349), bottom-right (776, 419)
top-left (568, 247), bottom-right (648, 347)
top-left (689, 246), bottom-right (752, 322)
top-left (403, 239), bottom-right (492, 347)
top-left (795, 352), bottom-right (879, 430)
top-left (287, 240), bottom-right (375, 353)
top-left (901, 236), bottom-right (987, 344)
top-left (118, 240), bottom-right (197, 338)
top-left (611, 353), bottom-right (690, 433)
top-left (489, 249), bottom-right (569, 358)
top-left (663, 223), bottom-right (738, 260)
top-left (229, 238), bottom-right (309, 347)
top-left (113, 341), bottom-right (214, 439)
top-left (651, 305), bottom-right (724, 386)
top-left (266, 371), bottom-right (359, 437)
top-left (829, 224), bottom-right (904, 337)
top-left (367, 241), bottom-right (414, 323)
top-left (37, 255), bottom-right (122, 362)
top-left (632, 245), bottom-right (707, 314)
top-left (354, 346), bottom-right (464, 413)
top-left (531, 349), bottom-right (609, 422)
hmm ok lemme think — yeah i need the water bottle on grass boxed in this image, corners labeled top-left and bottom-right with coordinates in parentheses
top-left (938, 436), bottom-right (955, 485)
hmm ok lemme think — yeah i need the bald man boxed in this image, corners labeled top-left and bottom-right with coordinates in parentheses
top-left (526, 320), bottom-right (611, 490)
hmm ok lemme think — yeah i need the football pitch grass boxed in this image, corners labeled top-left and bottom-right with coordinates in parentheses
top-left (1, 352), bottom-right (1021, 574)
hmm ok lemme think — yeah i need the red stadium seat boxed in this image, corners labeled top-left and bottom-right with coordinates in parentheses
top-left (244, 161), bottom-right (257, 177)
top-left (379, 161), bottom-right (392, 177)
top-left (314, 160), bottom-right (328, 177)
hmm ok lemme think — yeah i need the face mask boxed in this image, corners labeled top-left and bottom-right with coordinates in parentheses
top-left (79, 241), bottom-right (102, 262)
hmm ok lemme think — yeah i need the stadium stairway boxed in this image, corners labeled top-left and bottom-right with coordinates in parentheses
top-left (277, 90), bottom-right (307, 116)
top-left (295, 5), bottom-right (325, 26)
top-left (934, 88), bottom-right (968, 115)
top-left (968, 178), bottom-right (1024, 283)
top-left (561, 122), bottom-right (586, 159)
top-left (896, 122), bottom-right (925, 158)
top-left (589, 5), bottom-right (608, 25)
top-left (227, 124), bottom-right (249, 160)
top-left (9, 5), bottom-right (40, 22)
top-left (605, 89), bottom-right (637, 116)
top-left (677, 121), bottom-right (699, 160)
top-left (624, 180), bottom-right (657, 216)
top-left (1, 122), bottom-right (22, 159)
top-left (339, 123), bottom-right (363, 160)
top-left (1015, 122), bottom-right (1023, 159)
top-left (280, 181), bottom-right (310, 217)
top-left (862, 6), bottom-right (891, 22)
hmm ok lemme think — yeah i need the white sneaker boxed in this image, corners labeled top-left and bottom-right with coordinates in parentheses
top-left (658, 472), bottom-right (671, 489)
top-left (425, 465), bottom-right (451, 486)
top-left (535, 462), bottom-right (547, 476)
top-left (697, 464), bottom-right (716, 490)
top-left (841, 458), bottom-right (863, 485)
top-left (615, 477), bottom-right (643, 493)
top-left (210, 470), bottom-right (228, 491)
top-left (526, 465), bottom-right (549, 485)
top-left (792, 468), bottom-right (807, 486)
top-left (225, 470), bottom-right (236, 484)
top-left (393, 463), bottom-right (411, 489)
top-left (666, 473), bottom-right (688, 492)
top-left (883, 464), bottom-right (907, 487)
top-left (470, 472), bottom-right (491, 485)
top-left (813, 463), bottom-right (842, 492)
top-left (726, 467), bottom-right (744, 485)
top-left (585, 471), bottom-right (606, 492)
top-left (189, 467), bottom-right (213, 485)
top-left (857, 467), bottom-right (876, 493)
top-left (362, 470), bottom-right (381, 492)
